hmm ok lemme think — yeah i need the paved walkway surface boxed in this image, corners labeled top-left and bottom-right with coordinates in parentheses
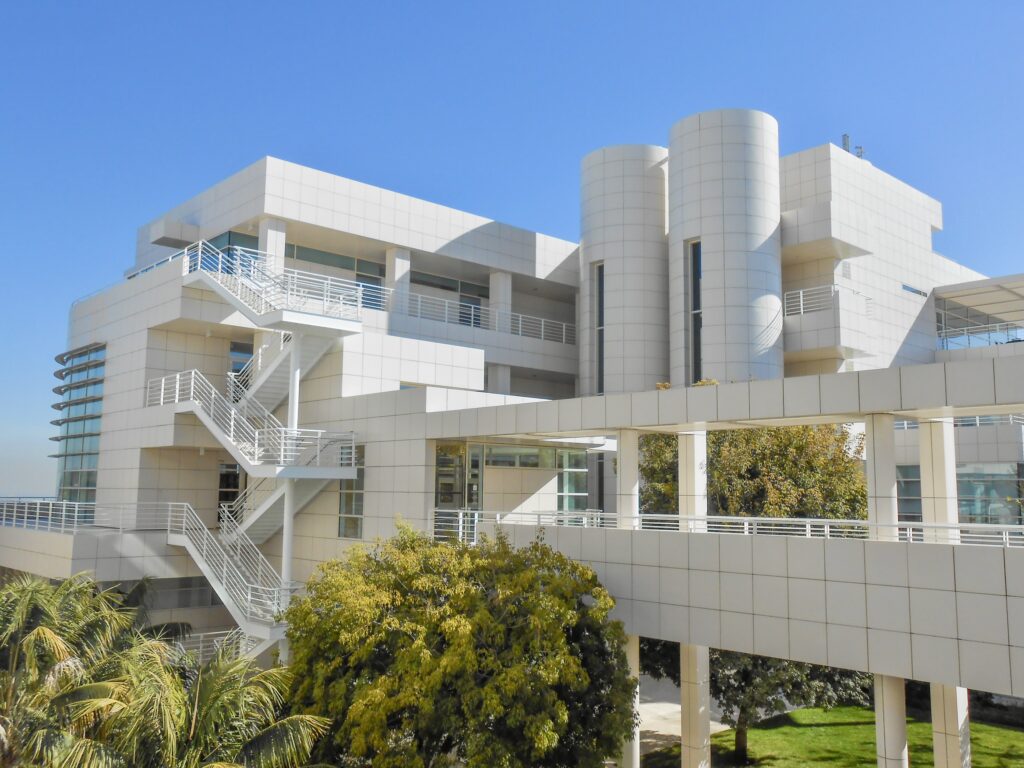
top-left (638, 675), bottom-right (729, 756)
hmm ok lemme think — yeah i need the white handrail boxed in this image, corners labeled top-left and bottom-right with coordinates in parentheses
top-left (0, 499), bottom-right (173, 534)
top-left (433, 509), bottom-right (1024, 548)
top-left (168, 503), bottom-right (291, 622)
top-left (218, 513), bottom-right (282, 590)
top-left (228, 332), bottom-right (290, 395)
top-left (219, 477), bottom-right (278, 527)
top-left (145, 370), bottom-right (356, 470)
top-left (175, 628), bottom-right (257, 662)
top-left (938, 320), bottom-right (1024, 350)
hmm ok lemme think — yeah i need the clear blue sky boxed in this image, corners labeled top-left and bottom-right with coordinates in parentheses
top-left (1, 1), bottom-right (1021, 494)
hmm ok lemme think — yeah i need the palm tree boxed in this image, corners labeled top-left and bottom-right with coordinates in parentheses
top-left (1, 574), bottom-right (329, 768)
top-left (0, 573), bottom-right (136, 767)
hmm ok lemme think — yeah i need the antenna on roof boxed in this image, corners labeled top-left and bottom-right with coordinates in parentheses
top-left (842, 133), bottom-right (850, 152)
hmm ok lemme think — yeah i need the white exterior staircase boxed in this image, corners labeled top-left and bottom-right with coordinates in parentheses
top-left (220, 476), bottom-right (330, 545)
top-left (228, 333), bottom-right (337, 414)
top-left (146, 369), bottom-right (356, 480)
top-left (180, 241), bottom-right (363, 335)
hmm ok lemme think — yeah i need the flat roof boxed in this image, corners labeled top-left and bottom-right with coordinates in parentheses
top-left (935, 273), bottom-right (1024, 324)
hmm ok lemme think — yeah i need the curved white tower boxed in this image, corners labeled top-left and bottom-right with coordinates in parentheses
top-left (668, 109), bottom-right (783, 384)
top-left (579, 145), bottom-right (669, 395)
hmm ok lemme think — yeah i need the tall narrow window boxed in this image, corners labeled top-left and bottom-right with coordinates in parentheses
top-left (690, 242), bottom-right (702, 384)
top-left (595, 263), bottom-right (605, 395)
top-left (339, 445), bottom-right (365, 538)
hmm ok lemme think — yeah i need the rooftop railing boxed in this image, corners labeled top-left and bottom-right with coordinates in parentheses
top-left (0, 499), bottom-right (174, 534)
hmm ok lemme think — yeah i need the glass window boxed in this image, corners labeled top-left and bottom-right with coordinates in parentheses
top-left (229, 341), bottom-right (254, 375)
top-left (557, 449), bottom-right (589, 512)
top-left (339, 446), bottom-right (366, 538)
top-left (484, 445), bottom-right (556, 469)
top-left (411, 271), bottom-right (460, 292)
top-left (690, 241), bottom-right (702, 383)
top-left (285, 243), bottom-right (357, 271)
top-left (357, 259), bottom-right (386, 278)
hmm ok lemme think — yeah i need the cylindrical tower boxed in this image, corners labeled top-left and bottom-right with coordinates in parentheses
top-left (579, 144), bottom-right (669, 396)
top-left (668, 109), bottom-right (783, 384)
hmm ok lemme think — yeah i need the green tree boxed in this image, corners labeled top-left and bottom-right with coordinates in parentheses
top-left (639, 425), bottom-right (871, 763)
top-left (285, 527), bottom-right (637, 768)
top-left (0, 573), bottom-right (327, 768)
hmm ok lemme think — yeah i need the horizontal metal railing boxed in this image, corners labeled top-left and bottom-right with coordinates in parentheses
top-left (0, 499), bottom-right (174, 534)
top-left (228, 332), bottom-right (290, 395)
top-left (895, 414), bottom-right (1024, 429)
top-left (783, 284), bottom-right (872, 318)
top-left (219, 513), bottom-right (285, 590)
top-left (168, 503), bottom-right (291, 623)
top-left (175, 628), bottom-right (258, 662)
top-left (784, 285), bottom-right (838, 316)
top-left (938, 321), bottom-right (1024, 350)
top-left (146, 370), bottom-right (356, 470)
top-left (432, 509), bottom-right (1024, 548)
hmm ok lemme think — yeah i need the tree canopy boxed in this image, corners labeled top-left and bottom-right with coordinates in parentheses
top-left (285, 527), bottom-right (637, 768)
top-left (0, 573), bottom-right (326, 768)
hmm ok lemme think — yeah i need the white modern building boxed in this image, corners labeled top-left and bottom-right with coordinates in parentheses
top-left (2, 108), bottom-right (1023, 767)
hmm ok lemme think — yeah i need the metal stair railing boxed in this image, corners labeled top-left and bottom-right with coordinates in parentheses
top-left (227, 332), bottom-right (291, 396)
top-left (146, 370), bottom-right (356, 470)
top-left (175, 628), bottom-right (258, 662)
top-left (219, 477), bottom-right (279, 528)
top-left (183, 242), bottom-right (361, 321)
top-left (218, 513), bottom-right (283, 590)
top-left (168, 503), bottom-right (291, 622)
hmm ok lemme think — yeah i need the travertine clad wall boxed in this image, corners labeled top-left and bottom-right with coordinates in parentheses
top-left (579, 145), bottom-right (669, 395)
top-left (669, 109), bottom-right (784, 384)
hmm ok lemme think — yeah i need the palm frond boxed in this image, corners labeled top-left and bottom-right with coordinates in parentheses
top-left (232, 715), bottom-right (330, 768)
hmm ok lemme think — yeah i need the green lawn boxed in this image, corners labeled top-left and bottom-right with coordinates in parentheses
top-left (642, 706), bottom-right (1024, 767)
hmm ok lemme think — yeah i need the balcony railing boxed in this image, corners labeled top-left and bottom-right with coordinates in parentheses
top-left (783, 284), bottom-right (873, 317)
top-left (938, 321), bottom-right (1024, 350)
top-left (118, 241), bottom-right (576, 345)
top-left (432, 509), bottom-right (1024, 548)
top-left (0, 499), bottom-right (175, 534)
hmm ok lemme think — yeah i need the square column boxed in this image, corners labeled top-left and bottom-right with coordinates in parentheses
top-left (486, 363), bottom-right (511, 395)
top-left (678, 432), bottom-right (707, 529)
top-left (918, 418), bottom-right (960, 542)
top-left (931, 684), bottom-right (971, 768)
top-left (620, 634), bottom-right (641, 768)
top-left (616, 430), bottom-right (640, 529)
top-left (874, 674), bottom-right (909, 768)
top-left (680, 643), bottom-right (711, 768)
top-left (865, 414), bottom-right (898, 540)
top-left (385, 247), bottom-right (411, 312)
top-left (489, 270), bottom-right (512, 333)
top-left (258, 217), bottom-right (288, 276)
top-left (919, 418), bottom-right (971, 767)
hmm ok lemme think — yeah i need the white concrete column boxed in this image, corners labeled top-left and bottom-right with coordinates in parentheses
top-left (678, 432), bottom-right (707, 528)
top-left (865, 414), bottom-right (898, 540)
top-left (680, 643), bottom-right (712, 768)
top-left (620, 634), bottom-right (641, 768)
top-left (279, 477), bottom-right (297, 660)
top-left (919, 418), bottom-right (971, 767)
top-left (385, 247), bottom-right (411, 311)
top-left (258, 218), bottom-right (288, 276)
top-left (616, 430), bottom-right (640, 529)
top-left (489, 270), bottom-right (512, 333)
top-left (931, 684), bottom-right (971, 768)
top-left (288, 333), bottom-right (303, 430)
top-left (874, 674), bottom-right (909, 768)
top-left (486, 363), bottom-right (511, 395)
top-left (918, 417), bottom-right (960, 542)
